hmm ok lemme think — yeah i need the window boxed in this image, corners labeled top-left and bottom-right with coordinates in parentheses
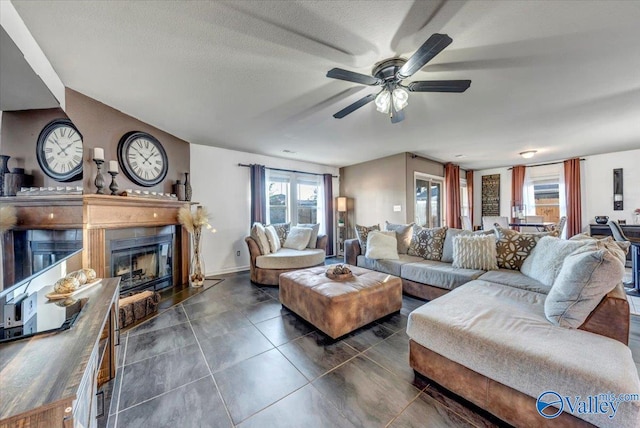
top-left (266, 171), bottom-right (325, 231)
top-left (460, 179), bottom-right (469, 218)
top-left (523, 164), bottom-right (563, 223)
top-left (415, 173), bottom-right (444, 228)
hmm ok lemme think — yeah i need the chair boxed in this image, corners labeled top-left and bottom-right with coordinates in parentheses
top-left (607, 220), bottom-right (638, 279)
top-left (482, 216), bottom-right (509, 231)
top-left (553, 216), bottom-right (567, 237)
top-left (460, 215), bottom-right (472, 231)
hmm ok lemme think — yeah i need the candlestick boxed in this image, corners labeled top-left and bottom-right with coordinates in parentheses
top-left (93, 159), bottom-right (105, 194)
top-left (93, 147), bottom-right (104, 161)
top-left (108, 160), bottom-right (119, 173)
top-left (108, 171), bottom-right (119, 195)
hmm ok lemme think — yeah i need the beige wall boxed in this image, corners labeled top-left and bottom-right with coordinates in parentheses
top-left (64, 89), bottom-right (190, 194)
top-left (405, 154), bottom-right (444, 224)
top-left (339, 153), bottom-right (407, 227)
top-left (0, 108), bottom-right (79, 188)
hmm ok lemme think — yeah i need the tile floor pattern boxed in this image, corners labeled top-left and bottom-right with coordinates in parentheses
top-left (104, 272), bottom-right (503, 428)
top-left (104, 270), bottom-right (640, 428)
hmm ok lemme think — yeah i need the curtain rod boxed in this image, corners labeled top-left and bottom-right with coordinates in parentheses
top-left (508, 158), bottom-right (585, 170)
top-left (238, 163), bottom-right (338, 178)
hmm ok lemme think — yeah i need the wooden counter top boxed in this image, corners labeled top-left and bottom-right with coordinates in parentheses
top-left (0, 278), bottom-right (119, 422)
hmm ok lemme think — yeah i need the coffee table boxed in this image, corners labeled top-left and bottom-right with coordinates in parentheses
top-left (279, 265), bottom-right (402, 339)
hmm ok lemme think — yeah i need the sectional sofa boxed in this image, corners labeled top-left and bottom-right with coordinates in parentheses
top-left (345, 227), bottom-right (639, 427)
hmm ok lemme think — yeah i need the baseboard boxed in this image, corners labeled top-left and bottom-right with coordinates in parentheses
top-left (207, 265), bottom-right (250, 276)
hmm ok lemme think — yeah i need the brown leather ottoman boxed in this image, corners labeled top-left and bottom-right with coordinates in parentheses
top-left (279, 265), bottom-right (402, 339)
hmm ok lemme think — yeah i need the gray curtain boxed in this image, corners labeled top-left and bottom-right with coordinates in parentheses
top-left (323, 173), bottom-right (334, 256)
top-left (250, 164), bottom-right (266, 225)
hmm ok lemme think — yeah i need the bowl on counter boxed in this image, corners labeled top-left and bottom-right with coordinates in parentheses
top-left (594, 216), bottom-right (609, 225)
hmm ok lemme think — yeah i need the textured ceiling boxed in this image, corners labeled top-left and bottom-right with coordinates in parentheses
top-left (10, 0), bottom-right (640, 169)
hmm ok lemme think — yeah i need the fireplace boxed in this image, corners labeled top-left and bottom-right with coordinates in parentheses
top-left (110, 232), bottom-right (173, 293)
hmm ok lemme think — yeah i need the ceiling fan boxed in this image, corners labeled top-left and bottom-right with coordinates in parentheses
top-left (327, 33), bottom-right (471, 124)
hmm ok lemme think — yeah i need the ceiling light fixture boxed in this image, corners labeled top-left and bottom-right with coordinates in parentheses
top-left (520, 150), bottom-right (537, 159)
top-left (375, 85), bottom-right (409, 115)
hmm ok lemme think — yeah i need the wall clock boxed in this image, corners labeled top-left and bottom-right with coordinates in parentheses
top-left (117, 131), bottom-right (168, 187)
top-left (36, 118), bottom-right (83, 182)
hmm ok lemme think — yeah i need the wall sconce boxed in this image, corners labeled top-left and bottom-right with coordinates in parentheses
top-left (613, 168), bottom-right (623, 211)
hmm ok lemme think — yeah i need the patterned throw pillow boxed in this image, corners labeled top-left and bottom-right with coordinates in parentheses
top-left (355, 224), bottom-right (380, 253)
top-left (493, 226), bottom-right (543, 270)
top-left (268, 222), bottom-right (290, 246)
top-left (407, 226), bottom-right (447, 260)
top-left (452, 234), bottom-right (498, 270)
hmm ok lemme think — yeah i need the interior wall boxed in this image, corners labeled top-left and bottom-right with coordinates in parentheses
top-left (405, 154), bottom-right (445, 224)
top-left (0, 108), bottom-right (78, 187)
top-left (190, 144), bottom-right (339, 275)
top-left (339, 153), bottom-right (407, 227)
top-left (64, 89), bottom-right (190, 194)
top-left (472, 148), bottom-right (640, 231)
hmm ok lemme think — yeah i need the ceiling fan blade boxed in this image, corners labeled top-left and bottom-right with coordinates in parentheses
top-left (408, 80), bottom-right (471, 92)
top-left (396, 33), bottom-right (453, 79)
top-left (327, 68), bottom-right (382, 86)
top-left (333, 94), bottom-right (376, 119)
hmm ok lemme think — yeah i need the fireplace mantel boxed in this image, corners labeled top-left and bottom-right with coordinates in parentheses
top-left (82, 195), bottom-right (191, 285)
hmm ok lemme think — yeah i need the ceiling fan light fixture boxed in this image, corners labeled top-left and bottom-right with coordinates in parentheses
top-left (375, 90), bottom-right (391, 113)
top-left (520, 150), bottom-right (537, 159)
top-left (392, 87), bottom-right (409, 111)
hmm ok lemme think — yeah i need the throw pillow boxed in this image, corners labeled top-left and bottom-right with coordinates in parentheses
top-left (384, 221), bottom-right (414, 254)
top-left (365, 231), bottom-right (399, 260)
top-left (570, 234), bottom-right (630, 263)
top-left (545, 241), bottom-right (625, 328)
top-left (355, 224), bottom-right (380, 254)
top-left (268, 222), bottom-right (290, 246)
top-left (298, 223), bottom-right (320, 249)
top-left (493, 226), bottom-right (543, 270)
top-left (441, 228), bottom-right (473, 263)
top-left (283, 226), bottom-right (313, 251)
top-left (452, 234), bottom-right (498, 270)
top-left (264, 225), bottom-right (281, 253)
top-left (520, 236), bottom-right (589, 286)
top-left (407, 226), bottom-right (447, 260)
top-left (250, 222), bottom-right (271, 255)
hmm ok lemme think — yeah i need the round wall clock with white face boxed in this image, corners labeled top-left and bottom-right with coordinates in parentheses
top-left (117, 131), bottom-right (168, 187)
top-left (36, 118), bottom-right (84, 182)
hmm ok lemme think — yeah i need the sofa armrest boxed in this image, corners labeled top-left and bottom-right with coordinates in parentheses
top-left (316, 234), bottom-right (328, 252)
top-left (578, 283), bottom-right (630, 345)
top-left (344, 238), bottom-right (361, 265)
top-left (245, 236), bottom-right (261, 269)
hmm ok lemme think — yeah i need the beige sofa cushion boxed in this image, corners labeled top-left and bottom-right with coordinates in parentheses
top-left (298, 223), bottom-right (320, 249)
top-left (385, 221), bottom-right (414, 254)
top-left (401, 260), bottom-right (484, 290)
top-left (250, 222), bottom-right (271, 255)
top-left (478, 269), bottom-right (551, 294)
top-left (256, 248), bottom-right (326, 269)
top-left (357, 254), bottom-right (423, 277)
top-left (520, 236), bottom-right (588, 286)
top-left (407, 280), bottom-right (640, 428)
top-left (545, 242), bottom-right (625, 328)
top-left (283, 226), bottom-right (312, 250)
top-left (265, 225), bottom-right (281, 253)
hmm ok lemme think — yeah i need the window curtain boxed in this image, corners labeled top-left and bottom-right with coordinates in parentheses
top-left (511, 165), bottom-right (526, 220)
top-left (563, 158), bottom-right (582, 237)
top-left (250, 164), bottom-right (266, 225)
top-left (466, 170), bottom-right (474, 226)
top-left (444, 163), bottom-right (461, 228)
top-left (322, 174), bottom-right (334, 256)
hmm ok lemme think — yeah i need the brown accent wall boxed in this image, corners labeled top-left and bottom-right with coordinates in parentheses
top-left (0, 108), bottom-right (78, 188)
top-left (64, 88), bottom-right (190, 194)
top-left (339, 153), bottom-right (407, 226)
top-left (405, 153), bottom-right (444, 224)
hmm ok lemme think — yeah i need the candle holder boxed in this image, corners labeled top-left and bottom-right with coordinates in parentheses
top-left (93, 159), bottom-right (105, 194)
top-left (108, 171), bottom-right (119, 195)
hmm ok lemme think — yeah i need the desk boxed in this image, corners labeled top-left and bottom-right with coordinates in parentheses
top-left (508, 222), bottom-right (555, 232)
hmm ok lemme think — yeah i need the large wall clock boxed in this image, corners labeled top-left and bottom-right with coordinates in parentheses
top-left (117, 131), bottom-right (169, 187)
top-left (36, 118), bottom-right (83, 182)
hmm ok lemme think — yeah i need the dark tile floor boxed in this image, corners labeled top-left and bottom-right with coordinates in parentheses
top-left (103, 269), bottom-right (640, 428)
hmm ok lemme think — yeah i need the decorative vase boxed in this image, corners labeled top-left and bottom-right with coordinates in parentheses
top-left (635, 214), bottom-right (640, 225)
top-left (189, 232), bottom-right (206, 287)
top-left (173, 180), bottom-right (186, 201)
top-left (0, 155), bottom-right (10, 197)
top-left (184, 172), bottom-right (192, 202)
